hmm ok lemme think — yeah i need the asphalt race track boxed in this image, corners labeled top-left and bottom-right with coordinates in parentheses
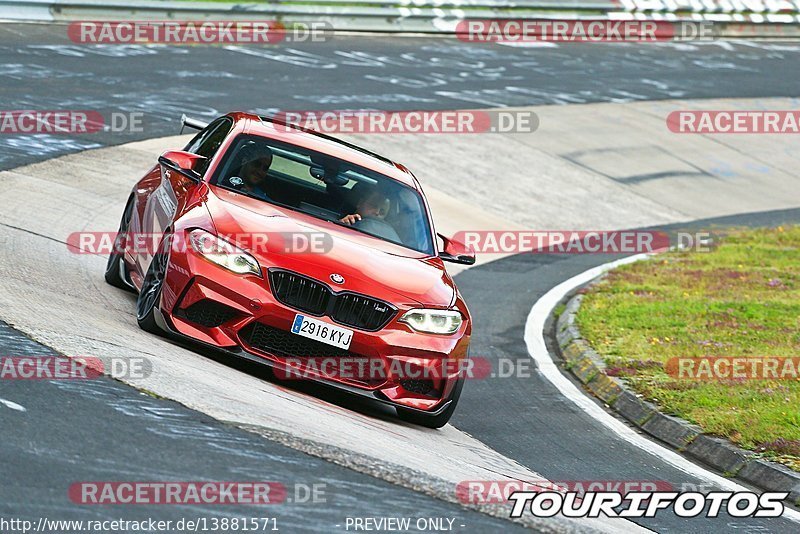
top-left (1, 321), bottom-right (532, 532)
top-left (1, 22), bottom-right (800, 533)
top-left (2, 23), bottom-right (800, 170)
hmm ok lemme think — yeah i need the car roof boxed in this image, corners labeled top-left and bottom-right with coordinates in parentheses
top-left (229, 112), bottom-right (419, 189)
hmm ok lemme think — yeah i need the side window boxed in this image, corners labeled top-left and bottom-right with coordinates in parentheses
top-left (184, 118), bottom-right (233, 175)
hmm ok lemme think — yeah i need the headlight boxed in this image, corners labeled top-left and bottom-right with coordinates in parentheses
top-left (189, 229), bottom-right (262, 277)
top-left (399, 309), bottom-right (462, 335)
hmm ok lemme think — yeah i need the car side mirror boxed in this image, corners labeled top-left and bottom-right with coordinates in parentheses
top-left (437, 233), bottom-right (476, 265)
top-left (158, 151), bottom-right (206, 181)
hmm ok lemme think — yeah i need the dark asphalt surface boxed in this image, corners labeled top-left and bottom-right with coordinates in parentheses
top-left (0, 323), bottom-right (526, 533)
top-left (2, 24), bottom-right (800, 170)
top-left (1, 22), bottom-right (800, 532)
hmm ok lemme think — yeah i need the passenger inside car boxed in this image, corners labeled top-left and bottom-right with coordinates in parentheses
top-left (224, 142), bottom-right (275, 201)
top-left (213, 135), bottom-right (435, 254)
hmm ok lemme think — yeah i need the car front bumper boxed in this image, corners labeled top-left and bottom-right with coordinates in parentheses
top-left (157, 248), bottom-right (471, 413)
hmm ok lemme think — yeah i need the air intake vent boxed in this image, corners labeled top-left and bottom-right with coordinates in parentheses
top-left (241, 321), bottom-right (351, 359)
top-left (179, 300), bottom-right (238, 327)
top-left (400, 379), bottom-right (439, 397)
top-left (239, 322), bottom-right (384, 386)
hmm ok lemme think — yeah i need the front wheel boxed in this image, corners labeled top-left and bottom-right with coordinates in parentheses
top-left (136, 235), bottom-right (171, 335)
top-left (396, 378), bottom-right (464, 429)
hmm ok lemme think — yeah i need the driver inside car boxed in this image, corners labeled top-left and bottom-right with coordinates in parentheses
top-left (227, 143), bottom-right (274, 201)
top-left (339, 184), bottom-right (390, 225)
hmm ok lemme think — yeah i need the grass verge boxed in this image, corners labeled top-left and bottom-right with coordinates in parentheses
top-left (577, 225), bottom-right (800, 471)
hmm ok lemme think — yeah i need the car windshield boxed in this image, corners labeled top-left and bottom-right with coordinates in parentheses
top-left (211, 135), bottom-right (435, 255)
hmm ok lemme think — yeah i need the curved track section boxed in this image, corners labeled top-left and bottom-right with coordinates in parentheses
top-left (3, 97), bottom-right (800, 531)
top-left (2, 24), bottom-right (800, 169)
top-left (0, 135), bottom-right (636, 533)
top-left (2, 23), bottom-right (800, 532)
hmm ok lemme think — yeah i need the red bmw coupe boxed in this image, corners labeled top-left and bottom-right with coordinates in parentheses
top-left (105, 112), bottom-right (475, 427)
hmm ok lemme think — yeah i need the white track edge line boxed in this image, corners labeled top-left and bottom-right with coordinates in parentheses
top-left (523, 253), bottom-right (800, 523)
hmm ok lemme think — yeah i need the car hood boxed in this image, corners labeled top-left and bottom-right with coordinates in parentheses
top-left (203, 187), bottom-right (455, 307)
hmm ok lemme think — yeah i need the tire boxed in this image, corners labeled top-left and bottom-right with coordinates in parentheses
top-left (396, 377), bottom-right (464, 429)
top-left (136, 234), bottom-right (171, 335)
top-left (104, 197), bottom-right (135, 292)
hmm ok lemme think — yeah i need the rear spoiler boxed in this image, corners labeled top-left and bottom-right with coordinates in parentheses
top-left (180, 114), bottom-right (208, 133)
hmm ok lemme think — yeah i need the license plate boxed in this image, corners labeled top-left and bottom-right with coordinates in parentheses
top-left (290, 314), bottom-right (353, 350)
